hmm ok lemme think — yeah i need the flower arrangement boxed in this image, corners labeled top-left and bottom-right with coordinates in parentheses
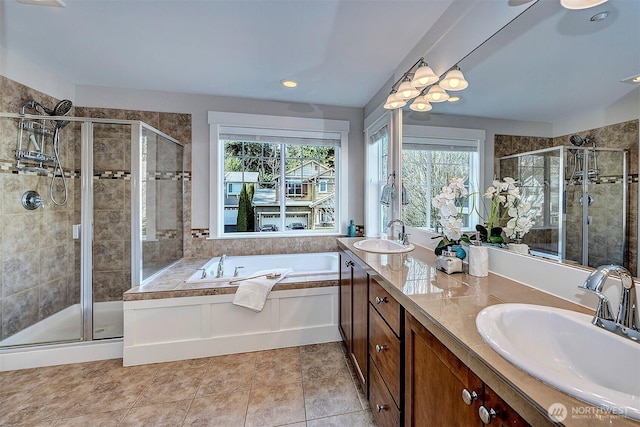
top-left (479, 177), bottom-right (534, 243)
top-left (432, 178), bottom-right (471, 254)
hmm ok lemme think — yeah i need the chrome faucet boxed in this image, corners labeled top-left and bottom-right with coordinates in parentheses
top-left (386, 219), bottom-right (410, 246)
top-left (216, 254), bottom-right (227, 278)
top-left (578, 264), bottom-right (640, 342)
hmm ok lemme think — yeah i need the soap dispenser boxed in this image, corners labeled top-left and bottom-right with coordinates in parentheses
top-left (468, 239), bottom-right (489, 277)
top-left (347, 220), bottom-right (357, 237)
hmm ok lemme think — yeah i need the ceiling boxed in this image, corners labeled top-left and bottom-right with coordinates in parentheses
top-left (413, 0), bottom-right (640, 123)
top-left (2, 0), bottom-right (638, 122)
top-left (0, 0), bottom-right (456, 108)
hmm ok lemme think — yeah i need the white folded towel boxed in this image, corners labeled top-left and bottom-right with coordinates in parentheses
top-left (232, 268), bottom-right (293, 312)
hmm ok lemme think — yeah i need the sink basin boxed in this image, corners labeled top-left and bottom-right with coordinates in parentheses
top-left (353, 239), bottom-right (415, 254)
top-left (476, 303), bottom-right (640, 421)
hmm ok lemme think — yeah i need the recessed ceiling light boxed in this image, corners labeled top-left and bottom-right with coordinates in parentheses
top-left (622, 74), bottom-right (640, 85)
top-left (447, 96), bottom-right (461, 103)
top-left (17, 0), bottom-right (65, 6)
top-left (281, 80), bottom-right (298, 88)
top-left (590, 11), bottom-right (609, 22)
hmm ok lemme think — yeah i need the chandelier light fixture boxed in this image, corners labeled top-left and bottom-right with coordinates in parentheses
top-left (383, 57), bottom-right (469, 111)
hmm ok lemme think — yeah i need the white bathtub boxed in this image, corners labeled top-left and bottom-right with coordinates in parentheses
top-left (124, 251), bottom-right (341, 366)
top-left (186, 252), bottom-right (338, 284)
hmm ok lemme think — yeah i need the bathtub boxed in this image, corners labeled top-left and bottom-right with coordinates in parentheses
top-left (123, 252), bottom-right (341, 366)
top-left (186, 252), bottom-right (338, 284)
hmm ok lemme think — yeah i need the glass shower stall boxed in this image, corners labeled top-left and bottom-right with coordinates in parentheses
top-left (0, 112), bottom-right (184, 349)
top-left (499, 146), bottom-right (628, 269)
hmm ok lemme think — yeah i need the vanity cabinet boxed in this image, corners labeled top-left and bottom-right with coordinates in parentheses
top-left (369, 278), bottom-right (403, 427)
top-left (338, 250), bottom-right (369, 392)
top-left (405, 312), bottom-right (530, 427)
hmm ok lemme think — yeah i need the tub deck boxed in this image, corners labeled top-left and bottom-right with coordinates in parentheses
top-left (124, 258), bottom-right (338, 301)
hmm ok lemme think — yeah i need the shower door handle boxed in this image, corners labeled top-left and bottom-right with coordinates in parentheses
top-left (73, 224), bottom-right (82, 240)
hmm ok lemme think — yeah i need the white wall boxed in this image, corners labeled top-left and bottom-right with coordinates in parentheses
top-left (0, 46), bottom-right (76, 103)
top-left (75, 85), bottom-right (365, 228)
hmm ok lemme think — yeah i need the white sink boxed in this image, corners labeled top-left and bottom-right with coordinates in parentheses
top-left (353, 239), bottom-right (415, 254)
top-left (476, 303), bottom-right (640, 421)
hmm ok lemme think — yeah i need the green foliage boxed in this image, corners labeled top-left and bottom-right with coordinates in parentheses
top-left (236, 183), bottom-right (248, 232)
top-left (247, 183), bottom-right (255, 231)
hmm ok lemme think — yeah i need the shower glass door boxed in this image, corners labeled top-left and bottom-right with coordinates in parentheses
top-left (90, 122), bottom-right (133, 340)
top-left (0, 115), bottom-right (83, 348)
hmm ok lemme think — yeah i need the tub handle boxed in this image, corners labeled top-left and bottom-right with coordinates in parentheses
top-left (234, 266), bottom-right (245, 277)
top-left (196, 268), bottom-right (207, 279)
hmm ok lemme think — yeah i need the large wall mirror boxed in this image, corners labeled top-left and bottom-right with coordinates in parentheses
top-left (401, 0), bottom-right (639, 275)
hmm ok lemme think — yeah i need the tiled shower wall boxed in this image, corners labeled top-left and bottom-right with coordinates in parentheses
top-left (494, 119), bottom-right (639, 274)
top-left (0, 76), bottom-right (79, 340)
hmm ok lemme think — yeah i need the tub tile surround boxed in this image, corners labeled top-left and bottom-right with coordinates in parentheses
top-left (338, 238), bottom-right (639, 426)
top-left (0, 342), bottom-right (375, 426)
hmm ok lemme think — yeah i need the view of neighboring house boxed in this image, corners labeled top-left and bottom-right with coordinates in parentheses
top-left (223, 171), bottom-right (258, 232)
top-left (223, 161), bottom-right (335, 232)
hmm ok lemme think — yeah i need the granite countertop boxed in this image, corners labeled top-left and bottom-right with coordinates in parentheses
top-left (124, 258), bottom-right (338, 301)
top-left (338, 237), bottom-right (639, 427)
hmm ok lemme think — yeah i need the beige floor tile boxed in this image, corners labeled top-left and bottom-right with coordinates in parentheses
top-left (306, 410), bottom-right (373, 427)
top-left (253, 359), bottom-right (302, 388)
top-left (183, 390), bottom-right (250, 426)
top-left (64, 378), bottom-right (148, 417)
top-left (119, 399), bottom-right (190, 426)
top-left (303, 375), bottom-right (362, 420)
top-left (53, 409), bottom-right (127, 426)
top-left (134, 367), bottom-right (203, 406)
top-left (245, 382), bottom-right (306, 427)
top-left (197, 362), bottom-right (255, 396)
top-left (300, 343), bottom-right (350, 382)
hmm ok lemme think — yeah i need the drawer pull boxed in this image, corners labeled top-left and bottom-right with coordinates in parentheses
top-left (479, 406), bottom-right (497, 424)
top-left (375, 296), bottom-right (388, 304)
top-left (376, 404), bottom-right (386, 413)
top-left (375, 344), bottom-right (387, 352)
top-left (461, 388), bottom-right (478, 406)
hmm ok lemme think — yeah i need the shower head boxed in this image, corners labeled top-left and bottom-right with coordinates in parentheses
top-left (27, 99), bottom-right (73, 116)
top-left (53, 99), bottom-right (73, 116)
top-left (569, 135), bottom-right (584, 146)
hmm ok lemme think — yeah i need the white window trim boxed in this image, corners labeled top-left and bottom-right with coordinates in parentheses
top-left (364, 111), bottom-right (391, 238)
top-left (208, 111), bottom-right (349, 238)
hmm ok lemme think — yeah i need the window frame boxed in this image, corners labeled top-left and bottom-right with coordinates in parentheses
top-left (208, 112), bottom-right (349, 238)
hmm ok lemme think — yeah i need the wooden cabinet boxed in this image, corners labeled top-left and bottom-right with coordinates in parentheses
top-left (339, 250), bottom-right (369, 392)
top-left (404, 312), bottom-right (530, 427)
top-left (369, 278), bottom-right (403, 427)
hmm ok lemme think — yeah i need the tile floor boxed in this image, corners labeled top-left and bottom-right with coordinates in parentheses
top-left (0, 342), bottom-right (377, 426)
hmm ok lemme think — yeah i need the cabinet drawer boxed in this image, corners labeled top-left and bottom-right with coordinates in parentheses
top-left (369, 278), bottom-right (400, 336)
top-left (369, 304), bottom-right (401, 405)
top-left (369, 357), bottom-right (401, 427)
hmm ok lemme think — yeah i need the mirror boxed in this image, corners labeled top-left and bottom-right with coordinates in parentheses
top-left (401, 0), bottom-right (640, 275)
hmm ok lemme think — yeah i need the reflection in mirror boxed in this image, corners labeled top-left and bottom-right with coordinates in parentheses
top-left (400, 0), bottom-right (639, 275)
top-left (499, 146), bottom-right (628, 272)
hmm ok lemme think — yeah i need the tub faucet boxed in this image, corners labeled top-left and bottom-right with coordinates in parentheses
top-left (216, 254), bottom-right (227, 278)
top-left (578, 264), bottom-right (640, 342)
top-left (387, 219), bottom-right (410, 246)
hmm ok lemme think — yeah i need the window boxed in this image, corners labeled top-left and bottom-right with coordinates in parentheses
top-left (209, 112), bottom-right (349, 236)
top-left (401, 125), bottom-right (484, 231)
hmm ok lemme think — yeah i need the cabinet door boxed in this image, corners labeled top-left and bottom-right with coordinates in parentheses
top-left (339, 251), bottom-right (352, 350)
top-left (351, 259), bottom-right (369, 390)
top-left (405, 313), bottom-right (481, 427)
top-left (481, 385), bottom-right (530, 427)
